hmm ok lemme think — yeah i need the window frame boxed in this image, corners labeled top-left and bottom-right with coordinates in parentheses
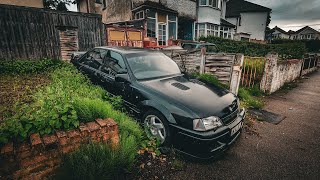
top-left (146, 10), bottom-right (156, 38)
top-left (199, 0), bottom-right (220, 9)
top-left (135, 10), bottom-right (145, 20)
top-left (168, 15), bottom-right (177, 40)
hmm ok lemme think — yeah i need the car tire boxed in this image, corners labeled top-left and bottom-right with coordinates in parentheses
top-left (142, 110), bottom-right (171, 146)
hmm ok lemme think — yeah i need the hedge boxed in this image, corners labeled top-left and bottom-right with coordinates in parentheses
top-left (199, 36), bottom-right (307, 59)
top-left (271, 39), bottom-right (320, 53)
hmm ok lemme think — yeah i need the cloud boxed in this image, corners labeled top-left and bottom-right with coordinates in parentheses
top-left (247, 0), bottom-right (320, 31)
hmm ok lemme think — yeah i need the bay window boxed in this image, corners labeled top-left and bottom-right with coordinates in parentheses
top-left (199, 24), bottom-right (206, 37)
top-left (199, 0), bottom-right (220, 8)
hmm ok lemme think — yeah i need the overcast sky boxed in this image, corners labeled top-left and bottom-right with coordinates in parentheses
top-left (68, 0), bottom-right (320, 32)
top-left (247, 0), bottom-right (320, 31)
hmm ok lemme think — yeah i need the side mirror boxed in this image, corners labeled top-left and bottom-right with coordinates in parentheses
top-left (115, 73), bottom-right (130, 83)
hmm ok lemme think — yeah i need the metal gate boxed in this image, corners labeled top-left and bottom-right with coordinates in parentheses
top-left (241, 57), bottom-right (266, 88)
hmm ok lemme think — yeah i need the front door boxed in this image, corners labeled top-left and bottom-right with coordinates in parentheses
top-left (158, 23), bottom-right (167, 46)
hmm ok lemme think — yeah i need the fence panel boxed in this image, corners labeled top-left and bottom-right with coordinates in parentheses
top-left (0, 4), bottom-right (104, 60)
top-left (301, 54), bottom-right (319, 76)
top-left (241, 57), bottom-right (266, 88)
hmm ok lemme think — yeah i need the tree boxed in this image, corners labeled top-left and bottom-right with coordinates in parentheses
top-left (43, 0), bottom-right (76, 11)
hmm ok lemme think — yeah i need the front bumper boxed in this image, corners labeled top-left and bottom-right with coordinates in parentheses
top-left (170, 108), bottom-right (246, 159)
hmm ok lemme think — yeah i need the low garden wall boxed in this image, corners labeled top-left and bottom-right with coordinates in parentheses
top-left (260, 53), bottom-right (303, 94)
top-left (0, 118), bottom-right (119, 179)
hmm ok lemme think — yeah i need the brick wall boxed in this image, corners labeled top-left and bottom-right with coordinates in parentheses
top-left (0, 118), bottom-right (119, 179)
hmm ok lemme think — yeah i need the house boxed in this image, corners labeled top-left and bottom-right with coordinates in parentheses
top-left (290, 26), bottom-right (320, 40)
top-left (77, 0), bottom-right (238, 46)
top-left (195, 0), bottom-right (236, 40)
top-left (0, 0), bottom-right (43, 8)
top-left (270, 26), bottom-right (291, 39)
top-left (226, 0), bottom-right (271, 41)
top-left (77, 0), bottom-right (197, 45)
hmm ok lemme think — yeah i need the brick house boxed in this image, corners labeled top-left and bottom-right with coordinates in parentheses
top-left (0, 0), bottom-right (44, 8)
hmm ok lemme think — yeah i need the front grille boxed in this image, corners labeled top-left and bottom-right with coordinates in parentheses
top-left (221, 109), bottom-right (239, 125)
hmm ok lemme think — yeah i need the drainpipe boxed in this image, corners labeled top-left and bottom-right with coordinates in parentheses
top-left (86, 0), bottom-right (90, 13)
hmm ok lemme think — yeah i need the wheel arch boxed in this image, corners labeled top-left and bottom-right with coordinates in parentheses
top-left (140, 100), bottom-right (177, 124)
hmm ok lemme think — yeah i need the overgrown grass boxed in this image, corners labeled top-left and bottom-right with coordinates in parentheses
top-left (0, 59), bottom-right (63, 75)
top-left (191, 73), bottom-right (229, 89)
top-left (57, 139), bottom-right (138, 180)
top-left (238, 87), bottom-right (264, 109)
top-left (0, 61), bottom-right (142, 144)
top-left (1, 60), bottom-right (143, 178)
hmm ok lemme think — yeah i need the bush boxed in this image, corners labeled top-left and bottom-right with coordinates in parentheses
top-left (57, 138), bottom-right (138, 180)
top-left (0, 59), bottom-right (63, 74)
top-left (199, 36), bottom-right (307, 59)
top-left (271, 39), bottom-right (320, 53)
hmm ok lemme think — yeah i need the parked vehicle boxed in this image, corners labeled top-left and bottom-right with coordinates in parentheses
top-left (71, 47), bottom-right (245, 159)
top-left (182, 42), bottom-right (218, 53)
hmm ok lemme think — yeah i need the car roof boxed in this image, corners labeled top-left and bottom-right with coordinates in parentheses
top-left (95, 46), bottom-right (156, 55)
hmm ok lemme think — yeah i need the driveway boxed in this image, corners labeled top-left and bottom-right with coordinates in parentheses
top-left (170, 70), bottom-right (320, 180)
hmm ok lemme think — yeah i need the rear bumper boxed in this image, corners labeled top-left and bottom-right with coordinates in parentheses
top-left (170, 108), bottom-right (246, 159)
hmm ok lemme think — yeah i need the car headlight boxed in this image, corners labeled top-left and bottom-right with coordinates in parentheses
top-left (193, 116), bottom-right (223, 132)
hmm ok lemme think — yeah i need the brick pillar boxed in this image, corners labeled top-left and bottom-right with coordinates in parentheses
top-left (58, 28), bottom-right (79, 61)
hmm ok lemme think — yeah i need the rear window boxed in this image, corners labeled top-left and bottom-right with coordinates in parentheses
top-left (206, 45), bottom-right (218, 53)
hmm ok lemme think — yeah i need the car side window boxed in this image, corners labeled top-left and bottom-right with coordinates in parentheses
top-left (100, 50), bottom-right (126, 77)
top-left (79, 49), bottom-right (103, 69)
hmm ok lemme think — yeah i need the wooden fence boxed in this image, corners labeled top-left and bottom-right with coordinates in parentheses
top-left (163, 49), bottom-right (244, 94)
top-left (0, 4), bottom-right (105, 61)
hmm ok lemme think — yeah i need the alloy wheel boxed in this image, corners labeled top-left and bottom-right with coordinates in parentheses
top-left (144, 115), bottom-right (166, 143)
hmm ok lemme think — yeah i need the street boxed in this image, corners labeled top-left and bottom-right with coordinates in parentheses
top-left (171, 70), bottom-right (320, 180)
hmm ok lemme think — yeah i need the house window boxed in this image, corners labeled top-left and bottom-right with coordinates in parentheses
top-left (199, 0), bottom-right (220, 8)
top-left (168, 15), bottom-right (177, 40)
top-left (199, 24), bottom-right (206, 37)
top-left (147, 11), bottom-right (156, 38)
top-left (207, 24), bottom-right (219, 37)
top-left (220, 27), bottom-right (231, 39)
top-left (238, 16), bottom-right (242, 26)
top-left (135, 11), bottom-right (144, 20)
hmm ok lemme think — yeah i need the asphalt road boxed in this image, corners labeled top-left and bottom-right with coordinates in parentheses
top-left (170, 70), bottom-right (320, 180)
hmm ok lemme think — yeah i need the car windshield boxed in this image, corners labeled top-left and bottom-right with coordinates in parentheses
top-left (126, 52), bottom-right (181, 80)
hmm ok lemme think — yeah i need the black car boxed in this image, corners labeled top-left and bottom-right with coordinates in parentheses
top-left (71, 47), bottom-right (245, 159)
top-left (181, 42), bottom-right (218, 53)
